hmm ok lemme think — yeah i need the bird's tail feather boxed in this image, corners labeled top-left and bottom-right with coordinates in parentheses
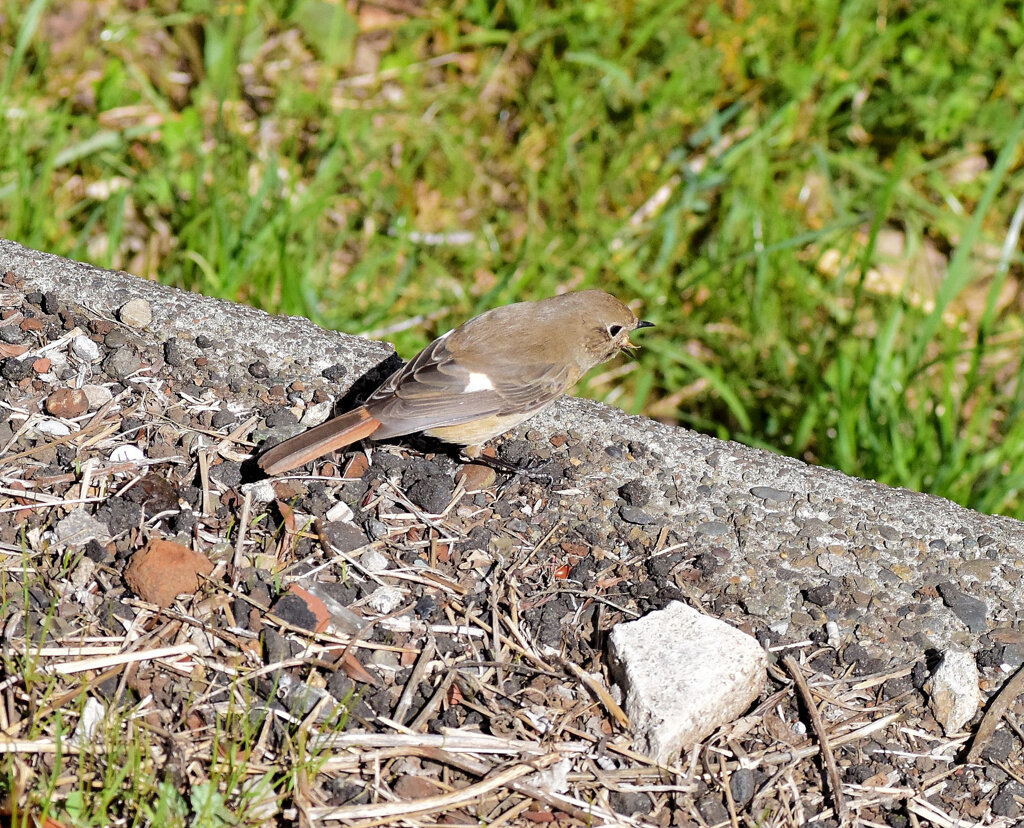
top-left (257, 406), bottom-right (381, 476)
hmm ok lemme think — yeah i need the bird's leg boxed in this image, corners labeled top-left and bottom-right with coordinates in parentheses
top-left (459, 444), bottom-right (555, 485)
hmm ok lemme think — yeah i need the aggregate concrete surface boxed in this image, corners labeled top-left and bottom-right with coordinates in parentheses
top-left (4, 236), bottom-right (1021, 664)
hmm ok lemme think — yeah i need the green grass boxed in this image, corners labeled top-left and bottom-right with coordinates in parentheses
top-left (4, 0), bottom-right (1024, 513)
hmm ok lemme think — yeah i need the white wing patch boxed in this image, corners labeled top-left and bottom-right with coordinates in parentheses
top-left (464, 371), bottom-right (495, 392)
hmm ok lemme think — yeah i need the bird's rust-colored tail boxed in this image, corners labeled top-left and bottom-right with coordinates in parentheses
top-left (257, 405), bottom-right (381, 476)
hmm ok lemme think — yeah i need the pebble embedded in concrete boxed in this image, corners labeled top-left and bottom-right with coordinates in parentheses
top-left (118, 298), bottom-right (153, 328)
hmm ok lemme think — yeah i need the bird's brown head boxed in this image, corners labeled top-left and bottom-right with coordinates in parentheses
top-left (543, 290), bottom-right (653, 373)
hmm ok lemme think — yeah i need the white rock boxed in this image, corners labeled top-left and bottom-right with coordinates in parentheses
top-left (325, 500), bottom-right (354, 523)
top-left (366, 585), bottom-right (404, 614)
top-left (71, 697), bottom-right (106, 744)
top-left (71, 335), bottom-right (100, 361)
top-left (241, 479), bottom-right (277, 504)
top-left (926, 650), bottom-right (981, 734)
top-left (47, 350), bottom-right (68, 371)
top-left (118, 297), bottom-right (152, 327)
top-left (33, 419), bottom-right (71, 437)
top-left (54, 509), bottom-right (111, 548)
top-left (82, 384), bottom-right (114, 409)
top-left (360, 548), bottom-right (390, 573)
top-left (70, 556), bottom-right (97, 590)
top-left (300, 400), bottom-right (334, 427)
top-left (110, 444), bottom-right (146, 464)
top-left (609, 601), bottom-right (767, 764)
top-left (531, 757), bottom-right (572, 794)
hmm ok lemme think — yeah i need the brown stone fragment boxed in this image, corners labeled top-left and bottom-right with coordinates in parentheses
top-left (45, 388), bottom-right (89, 418)
top-left (32, 357), bottom-right (51, 373)
top-left (125, 472), bottom-right (180, 513)
top-left (20, 317), bottom-right (43, 332)
top-left (0, 343), bottom-right (28, 358)
top-left (124, 539), bottom-right (214, 607)
top-left (343, 453), bottom-right (370, 479)
top-left (560, 541), bottom-right (589, 561)
top-left (270, 479), bottom-right (304, 500)
top-left (456, 463), bottom-right (496, 492)
top-left (393, 774), bottom-right (442, 800)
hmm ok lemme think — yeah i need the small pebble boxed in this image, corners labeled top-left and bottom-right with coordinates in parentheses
top-left (45, 388), bottom-right (89, 418)
top-left (619, 479), bottom-right (651, 507)
top-left (343, 454), bottom-right (370, 478)
top-left (82, 384), bottom-right (114, 409)
top-left (696, 520), bottom-right (730, 537)
top-left (750, 486), bottom-right (794, 502)
top-left (366, 585), bottom-right (404, 614)
top-left (102, 349), bottom-right (142, 380)
top-left (124, 539), bottom-right (213, 608)
top-left (729, 768), bottom-right (756, 808)
top-left (163, 340), bottom-right (186, 366)
top-left (408, 478), bottom-right (452, 514)
top-left (71, 334), bottom-right (101, 361)
top-left (265, 408), bottom-right (298, 427)
top-left (34, 419), bottom-right (71, 437)
top-left (104, 329), bottom-right (128, 348)
top-left (118, 298), bottom-right (153, 328)
top-left (53, 509), bottom-right (112, 547)
top-left (240, 479), bottom-right (276, 504)
top-left (365, 519), bottom-right (388, 539)
top-left (0, 357), bottom-right (33, 382)
top-left (249, 361), bottom-right (270, 378)
top-left (211, 409), bottom-right (236, 429)
top-left (456, 464), bottom-right (496, 492)
top-left (300, 400), bottom-right (333, 427)
top-left (110, 444), bottom-right (146, 464)
top-left (69, 556), bottom-right (97, 590)
top-left (620, 505), bottom-right (655, 525)
top-left (360, 548), bottom-right (390, 573)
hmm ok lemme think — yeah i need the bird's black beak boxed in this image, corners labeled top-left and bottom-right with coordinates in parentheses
top-left (635, 320), bottom-right (655, 329)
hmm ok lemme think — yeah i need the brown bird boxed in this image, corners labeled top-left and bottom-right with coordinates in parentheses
top-left (257, 290), bottom-right (653, 476)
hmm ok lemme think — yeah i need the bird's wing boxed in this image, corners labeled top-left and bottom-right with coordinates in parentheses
top-left (366, 333), bottom-right (572, 439)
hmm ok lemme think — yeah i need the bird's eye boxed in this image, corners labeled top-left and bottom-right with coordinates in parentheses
top-left (607, 324), bottom-right (624, 337)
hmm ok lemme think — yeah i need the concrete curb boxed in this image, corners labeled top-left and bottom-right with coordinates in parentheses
top-left (3, 236), bottom-right (1021, 656)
